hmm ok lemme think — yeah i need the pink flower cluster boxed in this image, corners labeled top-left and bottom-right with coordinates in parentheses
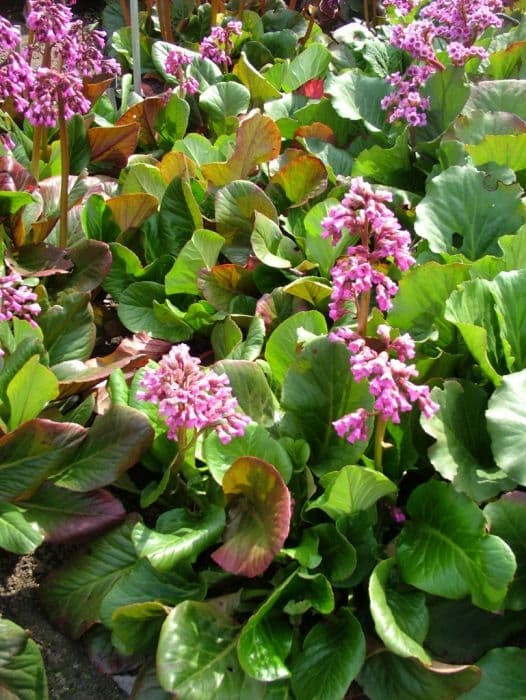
top-left (138, 344), bottom-right (252, 444)
top-left (322, 177), bottom-right (414, 319)
top-left (382, 0), bottom-right (503, 125)
top-left (331, 325), bottom-right (439, 442)
top-left (0, 2), bottom-right (120, 128)
top-left (200, 20), bottom-right (242, 69)
top-left (165, 48), bottom-right (199, 95)
top-left (0, 272), bottom-right (41, 328)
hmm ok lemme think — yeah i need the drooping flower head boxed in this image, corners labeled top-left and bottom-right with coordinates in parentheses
top-left (59, 21), bottom-right (121, 78)
top-left (138, 344), bottom-right (252, 444)
top-left (0, 53), bottom-right (34, 112)
top-left (165, 48), bottom-right (199, 95)
top-left (26, 0), bottom-right (73, 44)
top-left (0, 272), bottom-right (41, 328)
top-left (200, 20), bottom-right (242, 69)
top-left (26, 68), bottom-right (91, 127)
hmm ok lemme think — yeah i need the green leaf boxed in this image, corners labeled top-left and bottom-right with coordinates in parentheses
top-left (40, 518), bottom-right (137, 638)
top-left (281, 44), bottom-right (331, 92)
top-left (212, 457), bottom-right (292, 577)
top-left (417, 66), bottom-right (470, 142)
top-left (325, 69), bottom-right (390, 132)
top-left (251, 213), bottom-right (295, 269)
top-left (369, 559), bottom-right (431, 665)
top-left (7, 354), bottom-right (59, 430)
top-left (111, 602), bottom-right (167, 655)
top-left (486, 369), bottom-right (526, 486)
top-left (466, 133), bottom-right (526, 173)
top-left (0, 419), bottom-right (87, 501)
top-left (157, 601), bottom-right (249, 698)
top-left (484, 493), bottom-right (526, 610)
top-left (465, 80), bottom-right (526, 122)
top-left (290, 608), bottom-right (365, 700)
top-left (397, 481), bottom-right (516, 611)
top-left (156, 93), bottom-right (190, 148)
top-left (281, 336), bottom-right (374, 474)
top-left (121, 163), bottom-right (167, 200)
top-left (459, 647), bottom-right (526, 699)
top-left (165, 229), bottom-right (224, 295)
top-left (352, 132), bottom-right (414, 189)
top-left (309, 465), bottom-right (397, 519)
top-left (199, 82), bottom-right (250, 133)
top-left (233, 52), bottom-right (281, 103)
top-left (303, 198), bottom-right (348, 278)
top-left (415, 165), bottom-right (525, 259)
top-left (270, 152), bottom-right (328, 206)
top-left (0, 619), bottom-right (48, 700)
top-left (421, 381), bottom-right (514, 502)
top-left (265, 310), bottom-right (327, 384)
top-left (358, 652), bottom-right (480, 700)
top-left (132, 506), bottom-right (225, 572)
top-left (387, 262), bottom-right (471, 345)
top-left (156, 177), bottom-right (203, 258)
top-left (39, 292), bottom-right (96, 364)
top-left (203, 423), bottom-right (293, 484)
top-left (52, 406), bottom-right (153, 492)
top-left (0, 502), bottom-right (44, 554)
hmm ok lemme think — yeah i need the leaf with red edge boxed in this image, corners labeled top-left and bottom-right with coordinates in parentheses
top-left (159, 151), bottom-right (199, 183)
top-left (53, 239), bottom-right (112, 293)
top-left (83, 75), bottom-right (115, 105)
top-left (0, 156), bottom-right (37, 192)
top-left (88, 123), bottom-right (141, 168)
top-left (16, 482), bottom-right (125, 543)
top-left (212, 457), bottom-right (292, 577)
top-left (5, 243), bottom-right (73, 277)
top-left (116, 97), bottom-right (164, 148)
top-left (106, 193), bottom-right (158, 233)
top-left (202, 110), bottom-right (281, 187)
top-left (294, 122), bottom-right (335, 144)
top-left (270, 152), bottom-right (328, 206)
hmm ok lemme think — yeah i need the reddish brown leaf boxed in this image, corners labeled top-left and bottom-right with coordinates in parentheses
top-left (88, 123), bottom-right (141, 168)
top-left (5, 243), bottom-right (73, 277)
top-left (106, 193), bottom-right (158, 232)
top-left (294, 122), bottom-right (336, 145)
top-left (116, 97), bottom-right (164, 148)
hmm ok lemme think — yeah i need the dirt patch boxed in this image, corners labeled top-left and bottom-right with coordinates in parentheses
top-left (0, 549), bottom-right (127, 699)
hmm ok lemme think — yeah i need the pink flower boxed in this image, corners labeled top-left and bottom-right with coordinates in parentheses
top-left (0, 17), bottom-right (20, 52)
top-left (26, 68), bottom-right (90, 127)
top-left (200, 20), bottom-right (242, 69)
top-left (60, 21), bottom-right (121, 78)
top-left (0, 53), bottom-right (34, 112)
top-left (138, 344), bottom-right (252, 444)
top-left (0, 272), bottom-right (41, 327)
top-left (165, 48), bottom-right (199, 95)
top-left (26, 0), bottom-right (73, 44)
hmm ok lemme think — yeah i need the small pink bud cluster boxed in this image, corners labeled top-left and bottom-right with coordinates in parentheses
top-left (60, 21), bottom-right (121, 77)
top-left (137, 344), bottom-right (252, 444)
top-left (200, 20), bottom-right (242, 69)
top-left (26, 69), bottom-right (90, 127)
top-left (27, 0), bottom-right (73, 43)
top-left (0, 16), bottom-right (20, 52)
top-left (322, 177), bottom-right (414, 319)
top-left (382, 0), bottom-right (503, 125)
top-left (330, 325), bottom-right (439, 443)
top-left (0, 272), bottom-right (41, 328)
top-left (165, 48), bottom-right (199, 95)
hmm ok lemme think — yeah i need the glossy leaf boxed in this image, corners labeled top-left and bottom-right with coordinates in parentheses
top-left (7, 354), bottom-right (59, 430)
top-left (105, 193), bottom-right (158, 232)
top-left (88, 123), bottom-right (140, 168)
top-left (212, 457), bottom-right (292, 577)
top-left (0, 619), bottom-right (48, 699)
top-left (39, 291), bottom-right (96, 364)
top-left (325, 69), bottom-right (390, 132)
top-left (270, 152), bottom-right (328, 206)
top-left (397, 481), bottom-right (516, 611)
top-left (233, 52), bottom-right (281, 103)
top-left (281, 43), bottom-right (331, 92)
top-left (0, 501), bottom-right (44, 554)
top-left (459, 647), bottom-right (526, 700)
top-left (165, 228), bottom-right (224, 295)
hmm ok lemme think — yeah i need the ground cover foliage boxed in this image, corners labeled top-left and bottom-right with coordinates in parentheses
top-left (1, 0), bottom-right (526, 697)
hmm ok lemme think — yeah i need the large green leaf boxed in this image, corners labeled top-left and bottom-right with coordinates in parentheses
top-left (417, 66), bottom-right (470, 142)
top-left (358, 652), bottom-right (480, 700)
top-left (397, 481), bottom-right (516, 611)
top-left (308, 465), bottom-right (397, 519)
top-left (369, 559), bottom-right (430, 665)
top-left (233, 52), bottom-right (281, 103)
top-left (325, 69), bottom-right (390, 132)
top-left (0, 619), bottom-right (48, 700)
top-left (265, 310), bottom-right (327, 384)
top-left (466, 133), bottom-right (526, 173)
top-left (421, 381), bottom-right (514, 502)
top-left (203, 423), bottom-right (293, 484)
top-left (414, 165), bottom-right (525, 259)
top-left (290, 608), bottom-right (365, 700)
top-left (52, 406), bottom-right (153, 492)
top-left (132, 506), bottom-right (225, 572)
top-left (302, 198), bottom-right (349, 278)
top-left (484, 493), bottom-right (526, 610)
top-left (7, 354), bottom-right (59, 430)
top-left (156, 177), bottom-right (203, 258)
top-left (40, 518), bottom-right (137, 638)
top-left (281, 43), bottom-right (331, 92)
top-left (459, 647), bottom-right (526, 699)
top-left (465, 80), bottom-right (526, 122)
top-left (352, 132), bottom-right (414, 189)
top-left (39, 292), bottom-right (96, 364)
top-left (281, 336), bottom-right (373, 474)
top-left (387, 262), bottom-right (471, 345)
top-left (487, 370), bottom-right (526, 486)
top-left (199, 82), bottom-right (250, 134)
top-left (212, 457), bottom-right (292, 577)
top-left (0, 419), bottom-right (87, 501)
top-left (157, 601), bottom-right (254, 698)
top-left (0, 502), bottom-right (44, 554)
top-left (165, 229), bottom-right (224, 295)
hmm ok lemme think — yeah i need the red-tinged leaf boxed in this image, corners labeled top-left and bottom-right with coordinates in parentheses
top-left (84, 626), bottom-right (142, 675)
top-left (198, 264), bottom-right (258, 311)
top-left (0, 419), bottom-right (88, 501)
top-left (116, 97), bottom-right (164, 148)
top-left (202, 109), bottom-right (281, 187)
top-left (0, 156), bottom-right (37, 192)
top-left (106, 193), bottom-right (158, 232)
top-left (294, 122), bottom-right (336, 145)
top-left (56, 333), bottom-right (171, 398)
top-left (297, 79), bottom-right (325, 99)
top-left (83, 75), bottom-right (115, 105)
top-left (5, 243), bottom-right (73, 277)
top-left (16, 482), bottom-right (125, 543)
top-left (159, 151), bottom-right (199, 183)
top-left (212, 457), bottom-right (292, 577)
top-left (270, 151), bottom-right (328, 206)
top-left (88, 123), bottom-right (141, 168)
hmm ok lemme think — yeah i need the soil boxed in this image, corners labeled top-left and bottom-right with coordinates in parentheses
top-left (0, 548), bottom-right (127, 699)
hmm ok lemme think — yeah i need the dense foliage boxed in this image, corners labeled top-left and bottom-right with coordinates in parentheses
top-left (1, 0), bottom-right (526, 697)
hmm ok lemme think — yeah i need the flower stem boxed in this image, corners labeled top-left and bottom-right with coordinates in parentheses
top-left (356, 290), bottom-right (371, 337)
top-left (374, 416), bottom-right (387, 472)
top-left (300, 0), bottom-right (320, 44)
top-left (120, 0), bottom-right (131, 24)
top-left (57, 96), bottom-right (70, 249)
top-left (211, 0), bottom-right (220, 26)
top-left (30, 126), bottom-right (43, 178)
